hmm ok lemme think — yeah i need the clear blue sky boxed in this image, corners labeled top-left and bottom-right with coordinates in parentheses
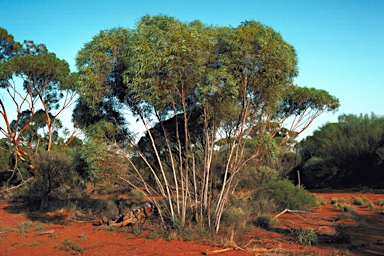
top-left (1, 0), bottom-right (384, 139)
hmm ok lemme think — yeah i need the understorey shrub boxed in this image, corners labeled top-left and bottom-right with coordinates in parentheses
top-left (222, 206), bottom-right (248, 242)
top-left (352, 196), bottom-right (364, 205)
top-left (222, 206), bottom-right (247, 227)
top-left (253, 213), bottom-right (278, 229)
top-left (315, 195), bottom-right (327, 207)
top-left (352, 196), bottom-right (375, 210)
top-left (17, 150), bottom-right (74, 210)
top-left (377, 199), bottom-right (384, 206)
top-left (333, 203), bottom-right (356, 213)
top-left (292, 227), bottom-right (318, 245)
top-left (254, 179), bottom-right (317, 212)
top-left (238, 165), bottom-right (279, 190)
top-left (148, 230), bottom-right (161, 239)
top-left (333, 224), bottom-right (352, 244)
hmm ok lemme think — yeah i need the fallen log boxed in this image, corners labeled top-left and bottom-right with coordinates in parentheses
top-left (202, 248), bottom-right (234, 255)
top-left (273, 208), bottom-right (309, 220)
top-left (1, 177), bottom-right (34, 193)
top-left (35, 230), bottom-right (55, 236)
top-left (102, 202), bottom-right (156, 227)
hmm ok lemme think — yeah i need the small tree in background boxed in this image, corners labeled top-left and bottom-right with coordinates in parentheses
top-left (0, 28), bottom-right (78, 180)
top-left (33, 150), bottom-right (73, 210)
top-left (72, 120), bottom-right (131, 190)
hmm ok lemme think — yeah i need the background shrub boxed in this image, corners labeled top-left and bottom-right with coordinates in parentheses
top-left (17, 150), bottom-right (74, 210)
top-left (254, 179), bottom-right (317, 212)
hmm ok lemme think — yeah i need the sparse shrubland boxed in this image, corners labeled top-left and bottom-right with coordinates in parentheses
top-left (1, 20), bottom-right (384, 256)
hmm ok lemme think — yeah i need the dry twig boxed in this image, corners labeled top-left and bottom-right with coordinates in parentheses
top-left (1, 177), bottom-right (34, 193)
top-left (202, 248), bottom-right (235, 255)
top-left (35, 230), bottom-right (55, 236)
top-left (273, 208), bottom-right (309, 220)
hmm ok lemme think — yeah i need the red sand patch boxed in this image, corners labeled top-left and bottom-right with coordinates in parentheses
top-left (1, 192), bottom-right (384, 255)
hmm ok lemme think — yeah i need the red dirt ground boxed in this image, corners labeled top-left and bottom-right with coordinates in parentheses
top-left (1, 191), bottom-right (384, 255)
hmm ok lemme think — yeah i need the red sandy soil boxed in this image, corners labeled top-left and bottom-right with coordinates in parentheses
top-left (1, 191), bottom-right (384, 256)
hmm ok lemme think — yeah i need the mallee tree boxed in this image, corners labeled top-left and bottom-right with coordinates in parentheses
top-left (73, 15), bottom-right (339, 232)
top-left (0, 28), bottom-right (77, 177)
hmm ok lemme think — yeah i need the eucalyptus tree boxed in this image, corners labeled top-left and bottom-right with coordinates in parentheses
top-left (124, 16), bottom-right (221, 225)
top-left (74, 27), bottom-right (130, 139)
top-left (73, 27), bottom-right (133, 187)
top-left (0, 28), bottom-right (77, 174)
top-left (10, 109), bottom-right (48, 151)
top-left (0, 28), bottom-right (21, 61)
top-left (74, 15), bottom-right (339, 232)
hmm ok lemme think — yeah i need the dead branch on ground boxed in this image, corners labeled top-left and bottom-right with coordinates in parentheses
top-left (1, 177), bottom-right (34, 194)
top-left (273, 208), bottom-right (310, 220)
top-left (35, 230), bottom-right (55, 236)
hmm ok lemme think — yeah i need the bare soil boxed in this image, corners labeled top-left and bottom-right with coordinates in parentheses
top-left (1, 191), bottom-right (384, 255)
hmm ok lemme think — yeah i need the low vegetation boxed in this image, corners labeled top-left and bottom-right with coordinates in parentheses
top-left (253, 179), bottom-right (317, 212)
top-left (59, 239), bottom-right (84, 253)
top-left (292, 227), bottom-right (318, 246)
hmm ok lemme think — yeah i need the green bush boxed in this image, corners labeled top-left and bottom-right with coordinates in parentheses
top-left (367, 201), bottom-right (375, 210)
top-left (299, 113), bottom-right (384, 188)
top-left (238, 165), bottom-right (279, 189)
top-left (330, 198), bottom-right (338, 204)
top-left (195, 225), bottom-right (214, 240)
top-left (17, 150), bottom-right (74, 210)
top-left (222, 206), bottom-right (247, 227)
top-left (293, 227), bottom-right (318, 245)
top-left (315, 196), bottom-right (327, 206)
top-left (352, 196), bottom-right (364, 205)
top-left (255, 179), bottom-right (317, 212)
top-left (249, 193), bottom-right (276, 214)
top-left (253, 213), bottom-right (277, 229)
top-left (334, 203), bottom-right (356, 213)
top-left (72, 138), bottom-right (128, 187)
top-left (333, 224), bottom-right (351, 244)
top-left (148, 231), bottom-right (161, 239)
top-left (353, 196), bottom-right (375, 210)
top-left (376, 199), bottom-right (384, 206)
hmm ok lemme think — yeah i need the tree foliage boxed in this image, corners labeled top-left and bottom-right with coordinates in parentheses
top-left (0, 27), bottom-right (78, 178)
top-left (299, 113), bottom-right (384, 188)
top-left (73, 15), bottom-right (339, 232)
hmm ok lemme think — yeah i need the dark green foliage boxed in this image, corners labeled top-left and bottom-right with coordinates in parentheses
top-left (221, 206), bottom-right (247, 227)
top-left (299, 113), bottom-right (384, 188)
top-left (72, 137), bottom-right (129, 186)
top-left (0, 138), bottom-right (13, 171)
top-left (254, 179), bottom-right (317, 212)
top-left (253, 214), bottom-right (273, 229)
top-left (0, 28), bottom-right (22, 62)
top-left (134, 108), bottom-right (205, 174)
top-left (238, 165), bottom-right (279, 189)
top-left (18, 149), bottom-right (74, 210)
top-left (292, 227), bottom-right (318, 245)
top-left (300, 157), bottom-right (339, 188)
top-left (333, 224), bottom-right (352, 244)
top-left (72, 99), bottom-right (130, 144)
